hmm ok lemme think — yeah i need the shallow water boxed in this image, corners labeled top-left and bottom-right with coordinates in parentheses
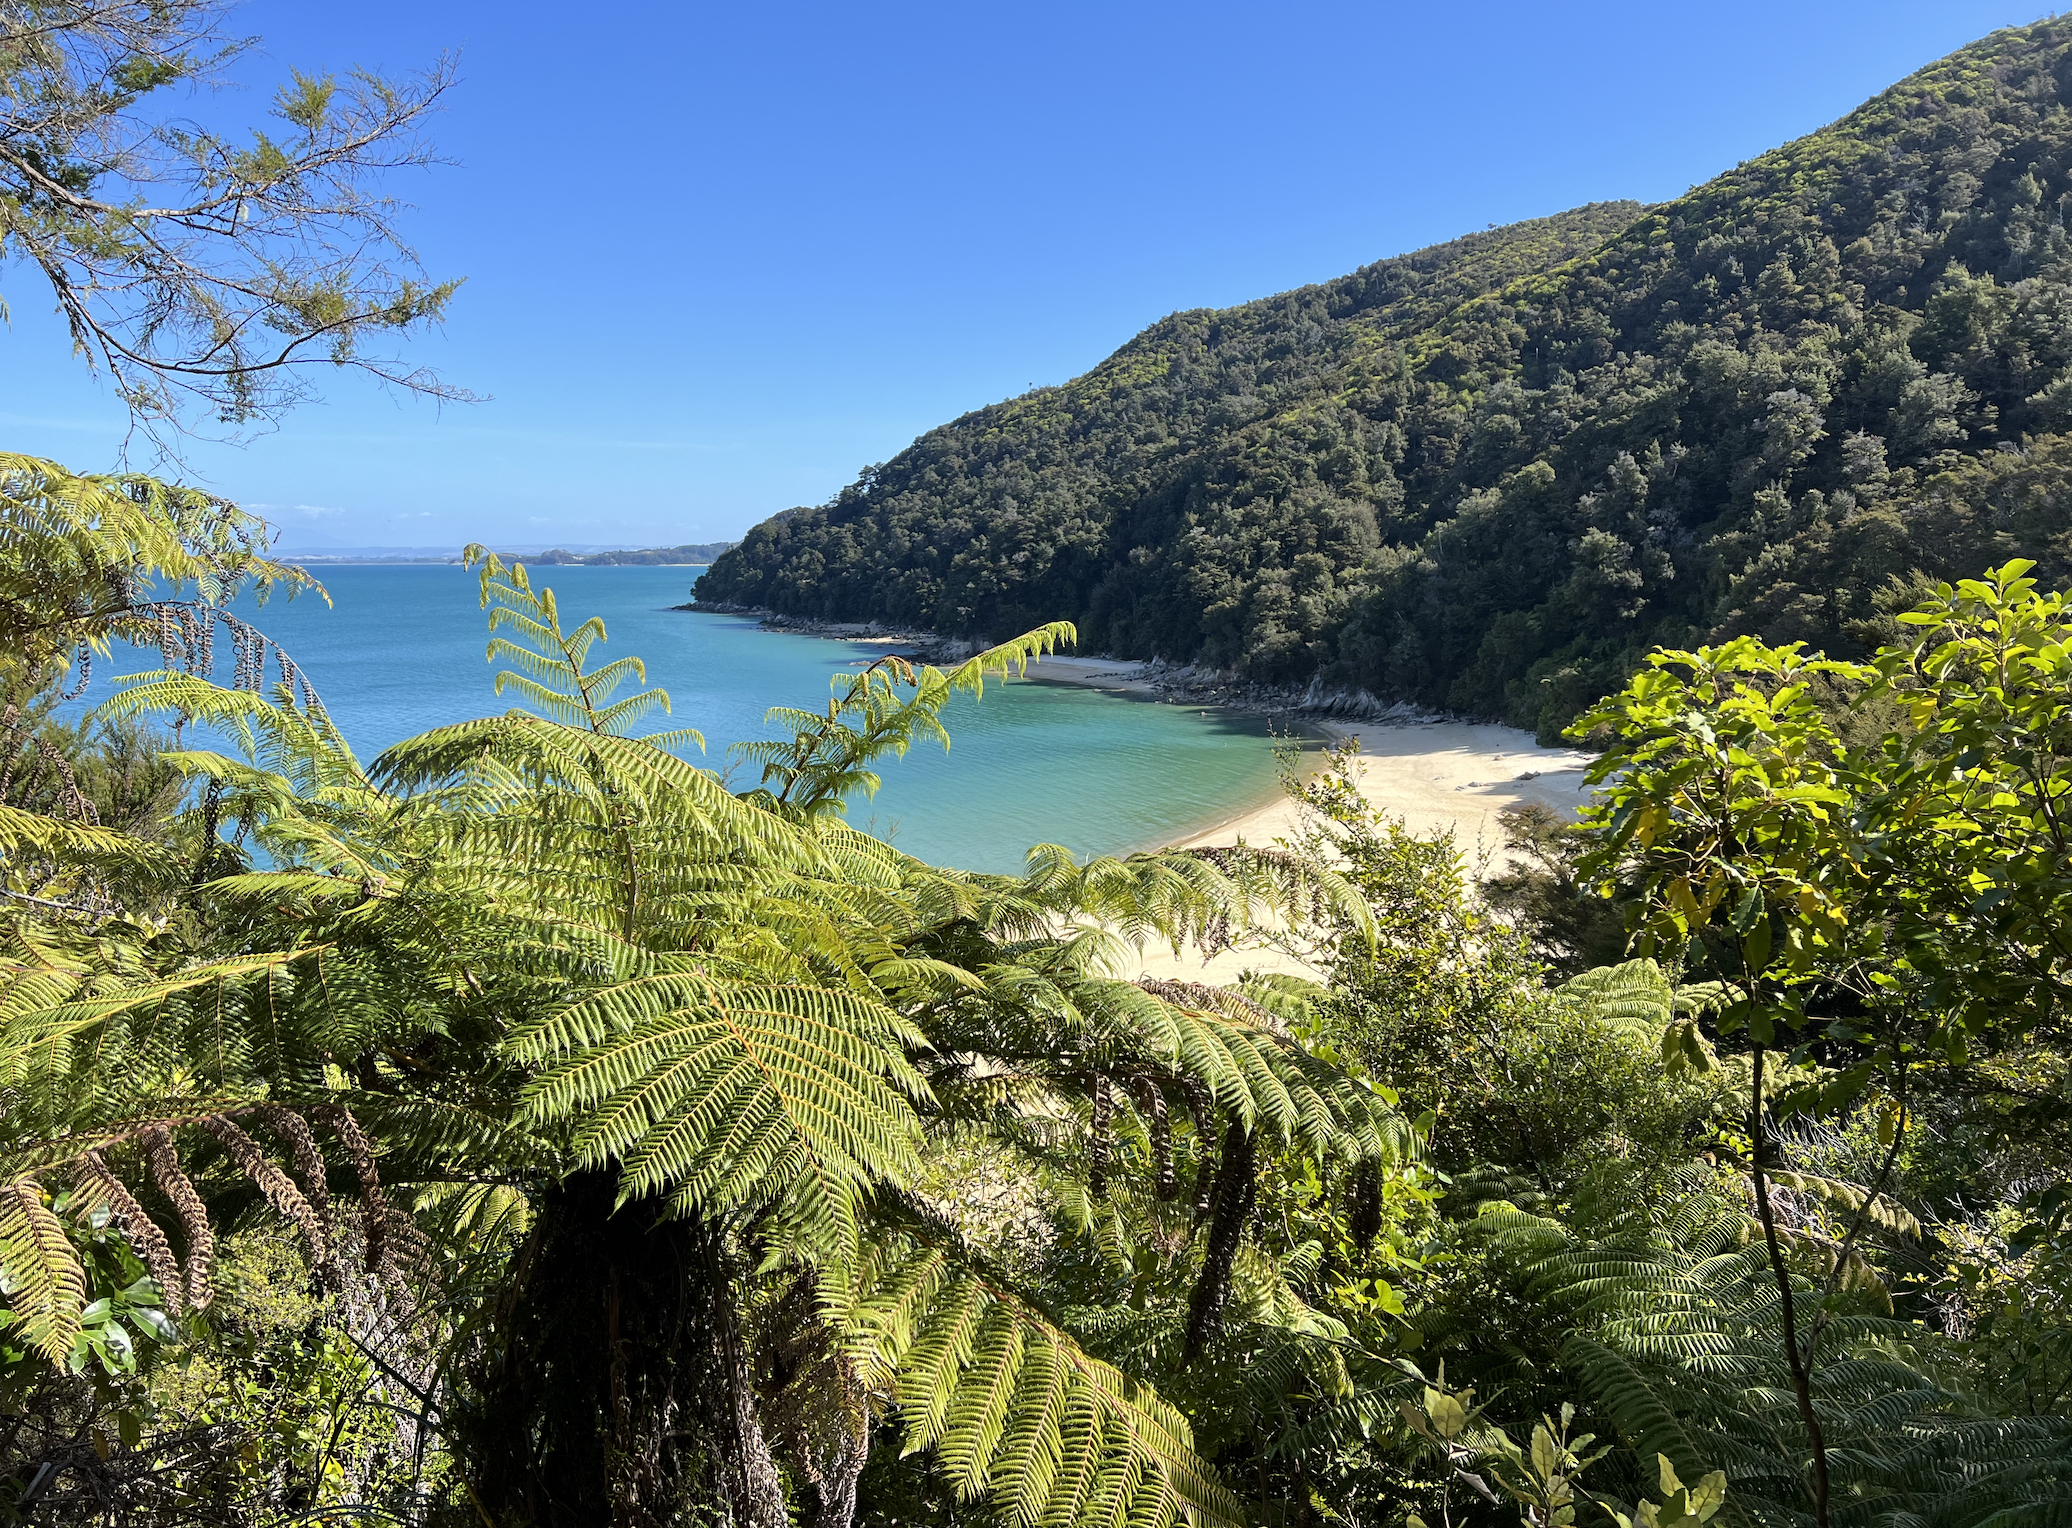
top-left (79, 564), bottom-right (1292, 874)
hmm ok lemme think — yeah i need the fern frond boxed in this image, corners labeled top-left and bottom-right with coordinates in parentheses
top-left (941, 623), bottom-right (1079, 697)
top-left (1549, 958), bottom-right (1675, 1044)
top-left (1763, 1170), bottom-right (1922, 1239)
top-left (0, 1176), bottom-right (86, 1363)
top-left (74, 1149), bottom-right (185, 1315)
top-left (198, 1114), bottom-right (333, 1275)
top-left (849, 1229), bottom-right (1243, 1528)
top-left (511, 972), bottom-right (928, 1254)
top-left (465, 547), bottom-right (675, 736)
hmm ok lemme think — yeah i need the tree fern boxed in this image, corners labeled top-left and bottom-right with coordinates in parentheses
top-left (510, 970), bottom-right (928, 1254)
top-left (1550, 960), bottom-right (1677, 1046)
top-left (0, 523), bottom-right (1443, 1523)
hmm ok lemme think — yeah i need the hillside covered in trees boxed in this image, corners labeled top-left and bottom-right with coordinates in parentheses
top-left (699, 18), bottom-right (2072, 736)
top-left (530, 541), bottom-right (736, 565)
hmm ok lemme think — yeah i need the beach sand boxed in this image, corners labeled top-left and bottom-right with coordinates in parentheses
top-left (1019, 655), bottom-right (1163, 694)
top-left (1024, 655), bottom-right (1598, 983)
top-left (1173, 718), bottom-right (1595, 853)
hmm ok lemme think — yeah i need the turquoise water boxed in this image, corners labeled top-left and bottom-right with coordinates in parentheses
top-left (81, 565), bottom-right (1291, 874)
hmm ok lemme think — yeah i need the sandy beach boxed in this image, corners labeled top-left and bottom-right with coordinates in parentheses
top-left (1024, 655), bottom-right (1600, 982)
top-left (1174, 717), bottom-right (1595, 853)
top-left (1025, 653), bottom-right (1598, 850)
top-left (1019, 655), bottom-right (1165, 695)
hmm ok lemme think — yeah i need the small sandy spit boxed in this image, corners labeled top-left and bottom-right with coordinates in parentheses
top-left (1023, 655), bottom-right (1599, 983)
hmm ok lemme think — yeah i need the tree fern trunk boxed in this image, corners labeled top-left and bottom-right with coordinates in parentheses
top-left (461, 1171), bottom-right (789, 1527)
top-left (690, 1215), bottom-right (789, 1528)
top-left (806, 1422), bottom-right (867, 1528)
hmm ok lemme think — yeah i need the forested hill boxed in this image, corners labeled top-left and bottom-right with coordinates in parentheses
top-left (530, 542), bottom-right (736, 565)
top-left (698, 18), bottom-right (2072, 737)
top-left (693, 203), bottom-right (1641, 667)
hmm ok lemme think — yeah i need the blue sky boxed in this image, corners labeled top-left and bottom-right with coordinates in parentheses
top-left (0, 1), bottom-right (2050, 551)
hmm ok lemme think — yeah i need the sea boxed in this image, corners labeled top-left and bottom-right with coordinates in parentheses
top-left (76, 564), bottom-right (1293, 874)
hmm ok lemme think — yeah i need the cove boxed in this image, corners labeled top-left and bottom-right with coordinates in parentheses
top-left (81, 563), bottom-right (1290, 874)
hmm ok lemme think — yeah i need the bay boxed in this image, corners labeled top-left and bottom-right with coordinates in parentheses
top-left (82, 564), bottom-right (1291, 874)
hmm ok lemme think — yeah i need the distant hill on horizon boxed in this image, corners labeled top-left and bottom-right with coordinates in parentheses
top-left (528, 543), bottom-right (737, 566)
top-left (699, 18), bottom-right (2072, 738)
top-left (280, 541), bottom-right (737, 566)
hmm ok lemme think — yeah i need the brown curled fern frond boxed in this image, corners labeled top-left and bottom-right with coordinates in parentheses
top-left (1088, 1072), bottom-right (1112, 1203)
top-left (1126, 1075), bottom-right (1177, 1201)
top-left (1136, 976), bottom-right (1285, 1034)
top-left (32, 734), bottom-right (99, 826)
top-left (309, 1102), bottom-right (389, 1276)
top-left (75, 1148), bottom-right (184, 1316)
top-left (249, 1103), bottom-right (332, 1226)
top-left (142, 1125), bottom-right (214, 1311)
top-left (197, 1115), bottom-right (334, 1280)
top-left (1178, 1077), bottom-right (1218, 1222)
top-left (1184, 1122), bottom-right (1257, 1362)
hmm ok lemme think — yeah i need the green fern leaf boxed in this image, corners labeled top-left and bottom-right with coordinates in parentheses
top-left (0, 1177), bottom-right (86, 1364)
top-left (511, 972), bottom-right (927, 1251)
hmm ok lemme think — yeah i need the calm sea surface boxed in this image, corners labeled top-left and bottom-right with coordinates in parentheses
top-left (82, 564), bottom-right (1291, 874)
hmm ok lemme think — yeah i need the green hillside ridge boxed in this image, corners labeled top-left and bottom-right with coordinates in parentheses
top-left (529, 542), bottom-right (736, 566)
top-left (699, 17), bottom-right (2072, 737)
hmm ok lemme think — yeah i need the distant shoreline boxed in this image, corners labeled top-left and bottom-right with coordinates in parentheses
top-left (676, 606), bottom-right (1595, 867)
top-left (287, 557), bottom-right (717, 567)
top-left (682, 601), bottom-right (1488, 725)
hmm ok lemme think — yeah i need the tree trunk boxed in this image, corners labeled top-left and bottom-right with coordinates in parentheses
top-left (690, 1215), bottom-right (789, 1528)
top-left (807, 1422), bottom-right (868, 1528)
top-left (1748, 1045), bottom-right (1831, 1528)
top-left (462, 1171), bottom-right (787, 1527)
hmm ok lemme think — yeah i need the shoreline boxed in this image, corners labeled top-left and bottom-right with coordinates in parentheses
top-left (1017, 655), bottom-right (1323, 855)
top-left (683, 604), bottom-right (1599, 858)
top-left (684, 602), bottom-right (1530, 724)
top-left (681, 607), bottom-right (1599, 984)
top-left (1021, 654), bottom-right (1597, 854)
